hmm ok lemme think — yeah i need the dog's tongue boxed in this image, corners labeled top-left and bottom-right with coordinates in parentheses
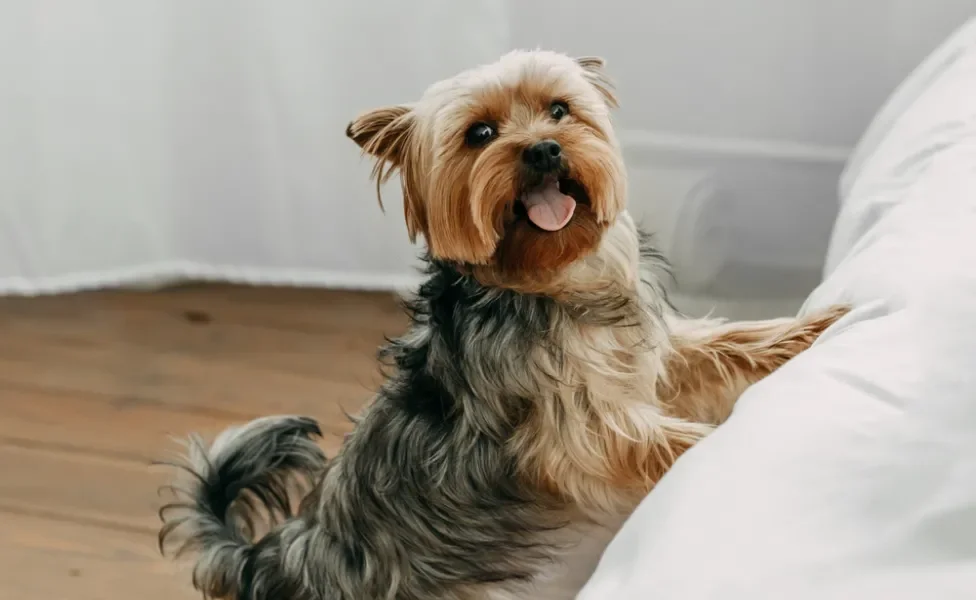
top-left (521, 180), bottom-right (576, 231)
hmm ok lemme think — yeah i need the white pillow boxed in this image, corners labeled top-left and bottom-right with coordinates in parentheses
top-left (578, 18), bottom-right (976, 600)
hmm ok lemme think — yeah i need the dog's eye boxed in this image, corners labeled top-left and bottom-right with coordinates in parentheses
top-left (549, 101), bottom-right (570, 121)
top-left (465, 122), bottom-right (496, 148)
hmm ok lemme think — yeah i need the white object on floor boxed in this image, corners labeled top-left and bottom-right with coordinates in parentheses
top-left (578, 17), bottom-right (976, 600)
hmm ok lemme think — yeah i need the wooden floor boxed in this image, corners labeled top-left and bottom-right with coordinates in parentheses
top-left (0, 284), bottom-right (407, 600)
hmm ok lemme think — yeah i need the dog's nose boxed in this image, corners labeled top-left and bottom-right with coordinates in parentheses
top-left (522, 139), bottom-right (562, 173)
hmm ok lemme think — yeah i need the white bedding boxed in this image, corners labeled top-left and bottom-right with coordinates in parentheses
top-left (579, 18), bottom-right (976, 600)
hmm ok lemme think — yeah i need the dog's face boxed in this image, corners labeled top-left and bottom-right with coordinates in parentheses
top-left (347, 51), bottom-right (626, 289)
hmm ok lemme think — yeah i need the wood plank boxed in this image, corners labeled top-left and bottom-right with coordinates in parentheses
top-left (0, 511), bottom-right (195, 600)
top-left (0, 285), bottom-right (407, 335)
top-left (0, 439), bottom-right (341, 535)
top-left (0, 287), bottom-right (400, 416)
top-left (0, 443), bottom-right (169, 532)
top-left (0, 315), bottom-right (388, 384)
top-left (118, 285), bottom-right (409, 333)
top-left (0, 285), bottom-right (395, 599)
top-left (0, 387), bottom-right (348, 462)
top-left (0, 347), bottom-right (376, 419)
top-left (0, 292), bottom-right (405, 380)
top-left (0, 399), bottom-right (346, 533)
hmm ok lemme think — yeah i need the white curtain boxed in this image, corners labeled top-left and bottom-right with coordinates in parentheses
top-left (0, 0), bottom-right (510, 294)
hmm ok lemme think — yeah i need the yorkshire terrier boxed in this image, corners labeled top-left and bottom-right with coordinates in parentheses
top-left (158, 50), bottom-right (848, 599)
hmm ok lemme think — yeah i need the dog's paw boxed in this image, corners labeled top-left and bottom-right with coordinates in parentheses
top-left (765, 305), bottom-right (852, 358)
top-left (801, 304), bottom-right (852, 336)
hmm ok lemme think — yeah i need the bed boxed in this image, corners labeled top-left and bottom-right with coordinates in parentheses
top-left (578, 17), bottom-right (976, 600)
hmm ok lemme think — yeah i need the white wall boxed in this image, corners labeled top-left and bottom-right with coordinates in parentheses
top-left (0, 0), bottom-right (511, 294)
top-left (514, 0), bottom-right (974, 146)
top-left (2, 1), bottom-right (972, 315)
top-left (510, 0), bottom-right (975, 315)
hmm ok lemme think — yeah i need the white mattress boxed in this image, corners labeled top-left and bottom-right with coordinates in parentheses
top-left (578, 18), bottom-right (976, 600)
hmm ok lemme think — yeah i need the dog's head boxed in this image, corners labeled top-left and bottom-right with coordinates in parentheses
top-left (347, 51), bottom-right (626, 291)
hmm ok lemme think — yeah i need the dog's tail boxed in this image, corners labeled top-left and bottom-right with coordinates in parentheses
top-left (158, 415), bottom-right (327, 599)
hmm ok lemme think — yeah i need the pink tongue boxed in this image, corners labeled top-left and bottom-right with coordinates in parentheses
top-left (521, 181), bottom-right (577, 231)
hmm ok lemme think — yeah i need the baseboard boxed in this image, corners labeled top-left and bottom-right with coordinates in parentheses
top-left (0, 262), bottom-right (426, 297)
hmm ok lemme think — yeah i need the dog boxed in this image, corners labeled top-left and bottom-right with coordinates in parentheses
top-left (157, 50), bottom-right (849, 599)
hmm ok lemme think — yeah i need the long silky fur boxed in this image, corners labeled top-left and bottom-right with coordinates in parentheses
top-left (157, 416), bottom-right (327, 599)
top-left (158, 50), bottom-right (847, 600)
top-left (158, 220), bottom-right (690, 599)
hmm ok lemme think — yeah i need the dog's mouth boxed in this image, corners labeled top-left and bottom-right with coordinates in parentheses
top-left (514, 175), bottom-right (590, 232)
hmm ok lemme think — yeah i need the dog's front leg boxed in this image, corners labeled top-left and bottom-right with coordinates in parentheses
top-left (658, 305), bottom-right (850, 425)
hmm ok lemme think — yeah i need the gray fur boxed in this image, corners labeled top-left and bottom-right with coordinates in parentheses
top-left (158, 243), bottom-right (671, 600)
top-left (158, 416), bottom-right (327, 598)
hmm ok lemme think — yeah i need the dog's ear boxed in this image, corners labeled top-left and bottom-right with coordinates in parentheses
top-left (575, 56), bottom-right (618, 109)
top-left (346, 105), bottom-right (427, 242)
top-left (346, 104), bottom-right (414, 164)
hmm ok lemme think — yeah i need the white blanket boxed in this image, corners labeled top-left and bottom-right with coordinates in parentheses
top-left (579, 18), bottom-right (976, 600)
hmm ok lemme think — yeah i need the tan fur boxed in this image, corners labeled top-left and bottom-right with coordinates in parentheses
top-left (507, 219), bottom-right (847, 519)
top-left (347, 50), bottom-right (849, 594)
top-left (660, 305), bottom-right (850, 425)
top-left (348, 51), bottom-right (624, 283)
